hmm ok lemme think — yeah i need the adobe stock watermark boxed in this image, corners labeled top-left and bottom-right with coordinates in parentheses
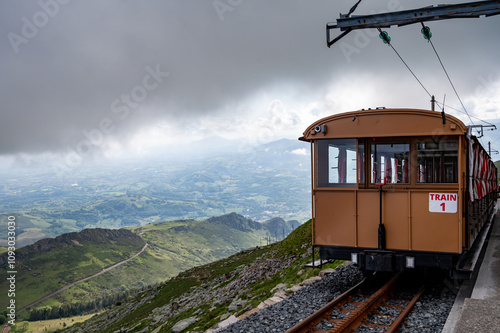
top-left (52, 64), bottom-right (169, 177)
top-left (7, 0), bottom-right (72, 54)
top-left (474, 73), bottom-right (499, 97)
top-left (213, 0), bottom-right (244, 21)
top-left (6, 215), bottom-right (17, 326)
top-left (337, 0), bottom-right (413, 63)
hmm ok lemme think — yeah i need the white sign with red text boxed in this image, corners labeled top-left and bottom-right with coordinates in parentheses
top-left (429, 193), bottom-right (457, 213)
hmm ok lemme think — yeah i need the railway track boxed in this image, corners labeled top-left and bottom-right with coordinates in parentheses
top-left (286, 272), bottom-right (425, 333)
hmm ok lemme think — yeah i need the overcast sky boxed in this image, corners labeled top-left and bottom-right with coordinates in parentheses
top-left (2, 0), bottom-right (500, 170)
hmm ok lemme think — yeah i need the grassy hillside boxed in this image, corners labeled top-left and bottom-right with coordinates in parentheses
top-left (130, 213), bottom-right (266, 262)
top-left (61, 220), bottom-right (341, 333)
top-left (10, 313), bottom-right (98, 333)
top-left (35, 214), bottom-right (270, 312)
top-left (0, 229), bottom-right (145, 311)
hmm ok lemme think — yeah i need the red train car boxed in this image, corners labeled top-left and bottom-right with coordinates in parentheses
top-left (300, 108), bottom-right (497, 278)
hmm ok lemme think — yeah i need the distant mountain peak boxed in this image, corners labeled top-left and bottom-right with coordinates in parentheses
top-left (206, 212), bottom-right (262, 232)
top-left (262, 217), bottom-right (298, 236)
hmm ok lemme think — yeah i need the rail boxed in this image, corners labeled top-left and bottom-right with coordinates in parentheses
top-left (286, 272), bottom-right (425, 333)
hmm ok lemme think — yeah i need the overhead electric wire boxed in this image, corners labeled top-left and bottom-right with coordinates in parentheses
top-left (421, 24), bottom-right (498, 150)
top-left (346, 0), bottom-right (364, 17)
top-left (343, 0), bottom-right (496, 149)
top-left (376, 28), bottom-right (433, 99)
top-left (434, 102), bottom-right (493, 145)
top-left (436, 102), bottom-right (496, 127)
top-left (374, 20), bottom-right (494, 146)
top-left (421, 23), bottom-right (475, 127)
top-left (391, 44), bottom-right (434, 98)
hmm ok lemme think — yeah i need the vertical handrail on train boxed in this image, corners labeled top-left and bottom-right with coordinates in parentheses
top-left (378, 184), bottom-right (386, 250)
top-left (408, 191), bottom-right (412, 251)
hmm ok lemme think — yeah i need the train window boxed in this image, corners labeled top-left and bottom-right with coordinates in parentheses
top-left (417, 140), bottom-right (458, 183)
top-left (317, 139), bottom-right (358, 187)
top-left (371, 143), bottom-right (410, 184)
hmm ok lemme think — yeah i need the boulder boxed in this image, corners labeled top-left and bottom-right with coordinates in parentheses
top-left (273, 290), bottom-right (289, 299)
top-left (319, 268), bottom-right (335, 277)
top-left (171, 316), bottom-right (198, 332)
top-left (271, 283), bottom-right (287, 293)
top-left (228, 298), bottom-right (247, 311)
top-left (300, 276), bottom-right (322, 286)
top-left (288, 285), bottom-right (303, 293)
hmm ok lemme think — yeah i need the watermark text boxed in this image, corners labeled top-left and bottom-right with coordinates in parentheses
top-left (6, 215), bottom-right (17, 326)
top-left (7, 0), bottom-right (72, 54)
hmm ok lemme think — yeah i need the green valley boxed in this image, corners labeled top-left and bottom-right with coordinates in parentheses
top-left (0, 213), bottom-right (298, 323)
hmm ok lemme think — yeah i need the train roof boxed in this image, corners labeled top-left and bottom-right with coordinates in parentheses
top-left (300, 108), bottom-right (468, 141)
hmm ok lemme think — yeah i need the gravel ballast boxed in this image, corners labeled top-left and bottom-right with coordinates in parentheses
top-left (217, 265), bottom-right (456, 333)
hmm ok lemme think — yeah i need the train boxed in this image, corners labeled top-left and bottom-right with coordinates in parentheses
top-left (300, 108), bottom-right (497, 278)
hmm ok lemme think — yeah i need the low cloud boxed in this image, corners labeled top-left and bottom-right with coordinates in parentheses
top-left (1, 0), bottom-right (499, 164)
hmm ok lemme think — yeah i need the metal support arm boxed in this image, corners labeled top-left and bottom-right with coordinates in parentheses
top-left (327, 0), bottom-right (500, 47)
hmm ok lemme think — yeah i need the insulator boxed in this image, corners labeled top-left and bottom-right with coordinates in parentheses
top-left (379, 31), bottom-right (391, 44)
top-left (421, 26), bottom-right (432, 40)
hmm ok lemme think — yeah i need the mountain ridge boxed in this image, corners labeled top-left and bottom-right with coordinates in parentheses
top-left (206, 212), bottom-right (263, 232)
top-left (0, 228), bottom-right (144, 266)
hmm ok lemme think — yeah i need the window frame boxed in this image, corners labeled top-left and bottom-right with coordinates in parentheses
top-left (416, 139), bottom-right (459, 184)
top-left (369, 141), bottom-right (411, 186)
top-left (316, 138), bottom-right (359, 188)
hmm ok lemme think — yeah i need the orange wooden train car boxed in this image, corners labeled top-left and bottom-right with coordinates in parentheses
top-left (300, 108), bottom-right (497, 278)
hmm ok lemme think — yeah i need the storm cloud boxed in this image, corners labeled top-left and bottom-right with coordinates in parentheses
top-left (1, 0), bottom-right (500, 158)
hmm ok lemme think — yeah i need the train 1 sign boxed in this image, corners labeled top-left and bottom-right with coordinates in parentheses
top-left (429, 193), bottom-right (458, 213)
